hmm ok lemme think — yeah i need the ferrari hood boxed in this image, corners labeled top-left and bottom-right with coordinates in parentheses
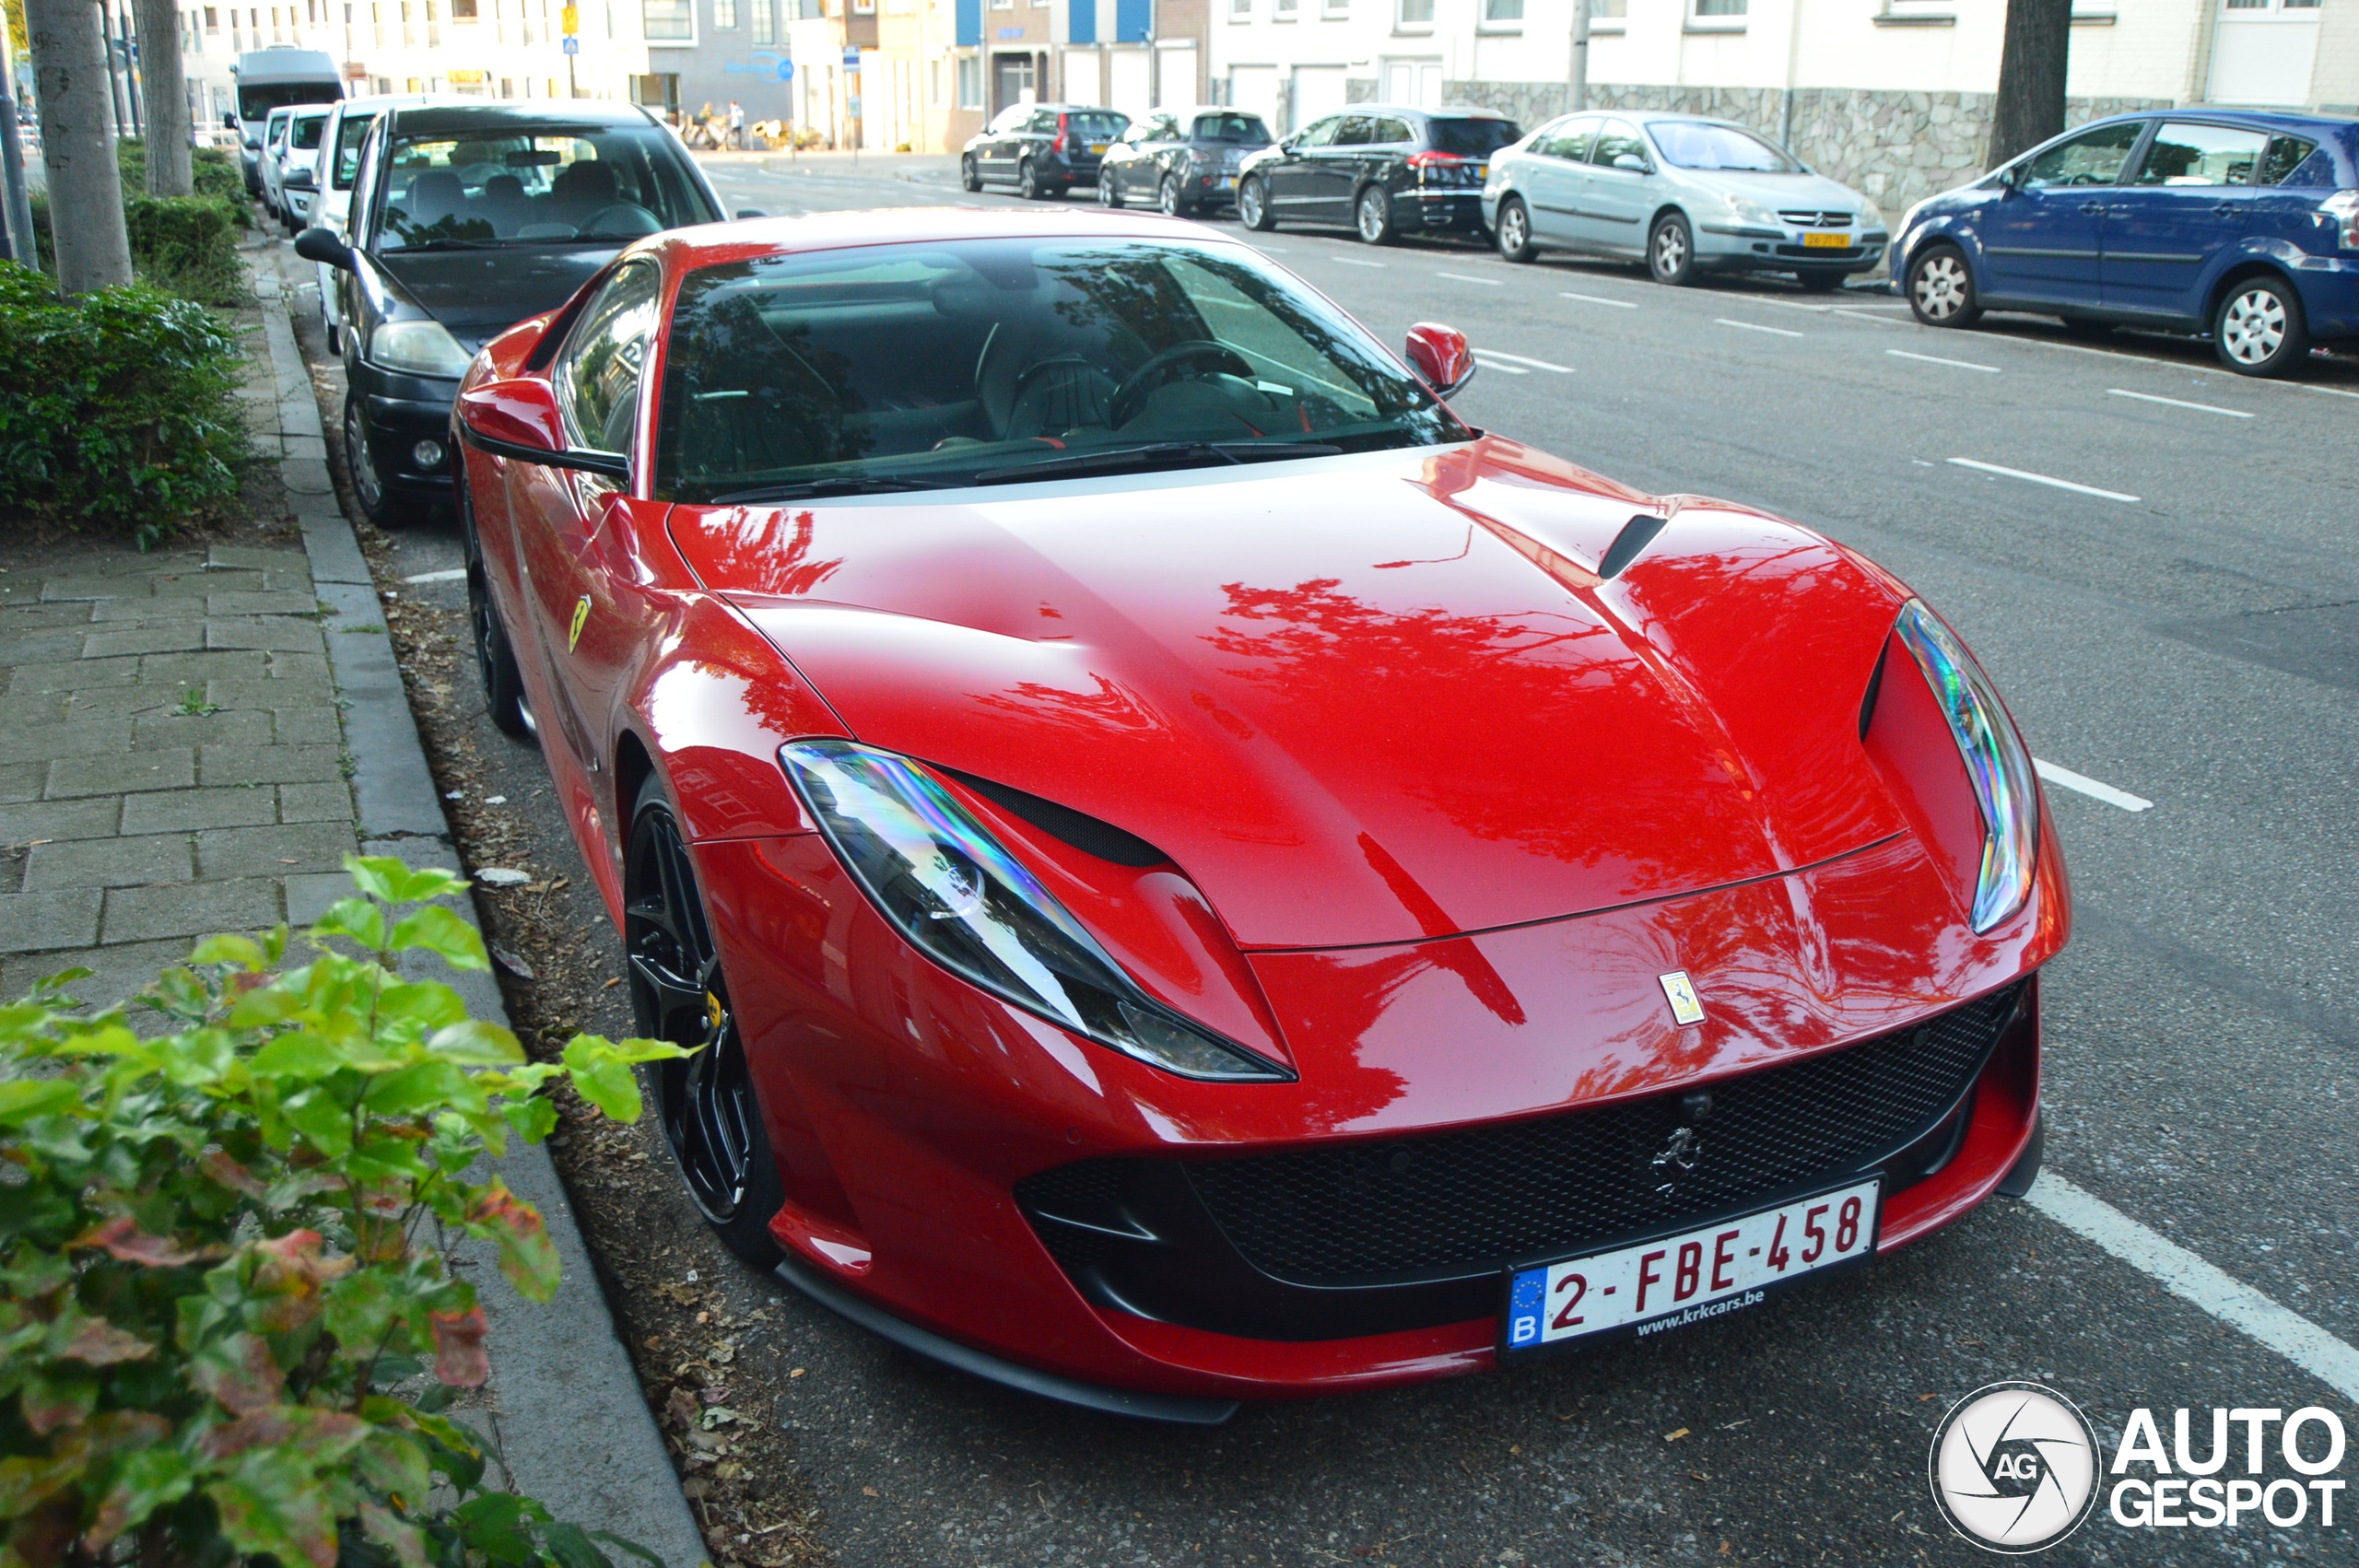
top-left (674, 439), bottom-right (1912, 950)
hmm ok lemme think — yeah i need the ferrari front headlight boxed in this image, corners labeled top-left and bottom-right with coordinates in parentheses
top-left (1892, 600), bottom-right (2037, 933)
top-left (780, 739), bottom-right (1291, 1082)
top-left (368, 318), bottom-right (474, 378)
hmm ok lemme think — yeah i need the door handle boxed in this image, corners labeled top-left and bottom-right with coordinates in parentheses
top-left (2211, 202), bottom-right (2248, 216)
top-left (2078, 201), bottom-right (2106, 216)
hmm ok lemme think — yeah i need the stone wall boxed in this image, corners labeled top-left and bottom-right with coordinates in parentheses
top-left (1436, 82), bottom-right (2174, 222)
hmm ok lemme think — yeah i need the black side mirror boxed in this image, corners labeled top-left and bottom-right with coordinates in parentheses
top-left (295, 227), bottom-right (354, 269)
top-left (735, 207), bottom-right (768, 219)
top-left (223, 112), bottom-right (238, 130)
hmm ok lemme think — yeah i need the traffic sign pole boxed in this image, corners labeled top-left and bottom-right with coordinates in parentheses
top-left (561, 4), bottom-right (579, 98)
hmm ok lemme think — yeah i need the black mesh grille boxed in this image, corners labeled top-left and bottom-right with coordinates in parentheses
top-left (1184, 983), bottom-right (2023, 1283)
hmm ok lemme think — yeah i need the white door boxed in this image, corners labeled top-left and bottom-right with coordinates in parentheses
top-left (1289, 64), bottom-right (1347, 134)
top-left (1382, 60), bottom-right (1441, 107)
top-left (2208, 0), bottom-right (2321, 107)
top-left (1229, 64), bottom-right (1280, 127)
top-left (1110, 47), bottom-right (1152, 120)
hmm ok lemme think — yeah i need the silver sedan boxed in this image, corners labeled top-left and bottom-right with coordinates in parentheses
top-left (1480, 111), bottom-right (1888, 291)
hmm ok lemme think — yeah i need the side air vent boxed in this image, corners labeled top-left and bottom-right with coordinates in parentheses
top-left (944, 768), bottom-right (1171, 868)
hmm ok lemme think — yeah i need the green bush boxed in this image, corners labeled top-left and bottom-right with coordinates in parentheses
top-left (123, 197), bottom-right (247, 310)
top-left (0, 261), bottom-right (252, 545)
top-left (0, 857), bottom-right (691, 1568)
top-left (114, 140), bottom-right (252, 228)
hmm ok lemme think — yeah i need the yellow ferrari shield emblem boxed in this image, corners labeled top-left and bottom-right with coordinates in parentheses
top-left (568, 594), bottom-right (591, 652)
top-left (1658, 970), bottom-right (1705, 1026)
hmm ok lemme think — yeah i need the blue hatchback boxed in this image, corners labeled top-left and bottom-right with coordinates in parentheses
top-left (1893, 110), bottom-right (2359, 377)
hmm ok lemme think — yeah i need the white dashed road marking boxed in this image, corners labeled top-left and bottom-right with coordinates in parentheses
top-left (1888, 348), bottom-right (2001, 373)
top-left (402, 568), bottom-right (468, 585)
top-left (1435, 270), bottom-right (1504, 286)
top-left (1718, 318), bottom-right (1805, 338)
top-left (2033, 759), bottom-right (2154, 813)
top-left (1559, 290), bottom-right (1638, 309)
top-left (1947, 457), bottom-right (2140, 503)
top-left (1474, 348), bottom-right (1575, 373)
top-left (2107, 387), bottom-right (2254, 419)
top-left (2028, 1174), bottom-right (2359, 1402)
top-left (1329, 255), bottom-right (1388, 268)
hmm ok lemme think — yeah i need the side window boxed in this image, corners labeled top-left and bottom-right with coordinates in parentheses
top-left (2020, 121), bottom-right (2143, 189)
top-left (1538, 115), bottom-right (1597, 161)
top-left (1148, 114), bottom-right (1182, 141)
top-left (2134, 122), bottom-right (2269, 187)
top-left (1027, 109), bottom-right (1059, 135)
top-left (1372, 117), bottom-right (1413, 145)
top-left (1331, 115), bottom-right (1375, 146)
top-left (2259, 135), bottom-right (2324, 187)
top-left (1590, 120), bottom-right (1646, 170)
top-left (556, 263), bottom-right (663, 456)
top-left (1293, 117), bottom-right (1340, 149)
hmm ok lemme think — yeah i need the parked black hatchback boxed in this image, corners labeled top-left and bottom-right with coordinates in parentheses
top-left (297, 101), bottom-right (722, 525)
top-left (960, 104), bottom-right (1132, 199)
top-left (1238, 106), bottom-right (1521, 244)
top-left (1097, 107), bottom-right (1274, 216)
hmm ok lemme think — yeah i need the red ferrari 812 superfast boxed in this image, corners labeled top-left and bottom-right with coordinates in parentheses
top-left (452, 208), bottom-right (2068, 1423)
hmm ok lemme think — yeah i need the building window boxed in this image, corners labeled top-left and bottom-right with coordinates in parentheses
top-left (1322, 0), bottom-right (1345, 16)
top-left (643, 0), bottom-right (692, 33)
top-left (1396, 0), bottom-right (1431, 23)
top-left (1694, 0), bottom-right (1745, 13)
top-left (1273, 0), bottom-right (1295, 17)
top-left (751, 0), bottom-right (772, 38)
top-left (957, 53), bottom-right (982, 104)
top-left (713, 0), bottom-right (735, 22)
top-left (1482, 0), bottom-right (1520, 21)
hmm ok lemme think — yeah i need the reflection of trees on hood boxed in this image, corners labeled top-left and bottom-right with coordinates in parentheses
top-left (1203, 575), bottom-right (1764, 881)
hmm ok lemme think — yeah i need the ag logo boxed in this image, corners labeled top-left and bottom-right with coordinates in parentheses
top-left (1929, 1381), bottom-right (2101, 1553)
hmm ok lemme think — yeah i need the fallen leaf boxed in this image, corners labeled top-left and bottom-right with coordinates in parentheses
top-left (862, 1487), bottom-right (878, 1497)
top-left (790, 1368), bottom-right (805, 1378)
top-left (1663, 1428), bottom-right (1690, 1442)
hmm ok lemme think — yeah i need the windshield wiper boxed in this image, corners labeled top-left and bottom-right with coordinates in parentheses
top-left (387, 237), bottom-right (505, 252)
top-left (709, 475), bottom-right (957, 504)
top-left (973, 440), bottom-right (1341, 486)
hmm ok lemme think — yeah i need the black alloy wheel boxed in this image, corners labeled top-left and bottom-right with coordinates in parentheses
top-left (2213, 275), bottom-right (2309, 378)
top-left (1017, 158), bottom-right (1050, 200)
top-left (1496, 196), bottom-right (1536, 263)
top-left (1648, 211), bottom-right (1696, 286)
top-left (457, 476), bottom-right (532, 739)
top-left (961, 154), bottom-right (983, 192)
top-left (1907, 242), bottom-right (1981, 328)
top-left (1098, 166), bottom-right (1123, 206)
top-left (343, 391), bottom-right (425, 528)
top-left (1238, 176), bottom-right (1275, 232)
top-left (1356, 185), bottom-right (1398, 245)
top-left (1158, 174), bottom-right (1191, 217)
top-left (627, 774), bottom-right (784, 1267)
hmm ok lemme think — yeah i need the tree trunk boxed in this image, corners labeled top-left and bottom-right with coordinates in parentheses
top-left (1985, 0), bottom-right (2071, 170)
top-left (135, 0), bottom-right (190, 193)
top-left (25, 0), bottom-right (134, 293)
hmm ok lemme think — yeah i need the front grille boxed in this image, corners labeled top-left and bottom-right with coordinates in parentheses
top-left (1779, 208), bottom-right (1850, 227)
top-left (1775, 243), bottom-right (1866, 260)
top-left (1184, 982), bottom-right (2023, 1283)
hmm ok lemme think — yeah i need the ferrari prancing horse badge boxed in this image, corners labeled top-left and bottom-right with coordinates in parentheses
top-left (1658, 970), bottom-right (1705, 1025)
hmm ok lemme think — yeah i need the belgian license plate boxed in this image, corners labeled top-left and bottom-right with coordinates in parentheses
top-left (1802, 230), bottom-right (1850, 249)
top-left (1500, 1178), bottom-right (1880, 1356)
top-left (1088, 142), bottom-right (1109, 154)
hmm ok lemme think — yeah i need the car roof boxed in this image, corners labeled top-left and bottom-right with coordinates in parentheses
top-left (2078, 106), bottom-right (2355, 134)
top-left (633, 205), bottom-right (1257, 274)
top-left (1340, 103), bottom-right (1514, 120)
top-left (1006, 102), bottom-right (1124, 113)
top-left (387, 101), bottom-right (660, 135)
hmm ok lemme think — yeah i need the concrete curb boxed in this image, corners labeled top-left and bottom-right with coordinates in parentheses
top-left (252, 252), bottom-right (710, 1568)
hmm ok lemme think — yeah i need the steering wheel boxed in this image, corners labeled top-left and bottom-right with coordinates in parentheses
top-left (1002, 356), bottom-right (1109, 437)
top-left (1108, 340), bottom-right (1256, 429)
top-left (577, 202), bottom-right (663, 239)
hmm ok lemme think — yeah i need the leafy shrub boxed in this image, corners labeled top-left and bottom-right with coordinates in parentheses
top-left (123, 197), bottom-right (248, 310)
top-left (0, 857), bottom-right (691, 1568)
top-left (0, 261), bottom-right (252, 545)
top-left (114, 140), bottom-right (252, 228)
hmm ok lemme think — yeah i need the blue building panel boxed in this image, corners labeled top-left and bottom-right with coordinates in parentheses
top-left (956, 0), bottom-right (980, 46)
top-left (1070, 0), bottom-right (1096, 42)
top-left (1113, 0), bottom-right (1149, 42)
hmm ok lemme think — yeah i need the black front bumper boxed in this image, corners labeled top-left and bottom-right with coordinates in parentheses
top-left (353, 364), bottom-right (462, 498)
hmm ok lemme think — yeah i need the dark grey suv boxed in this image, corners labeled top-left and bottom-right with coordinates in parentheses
top-left (959, 104), bottom-right (1132, 199)
top-left (1097, 107), bottom-right (1274, 216)
top-left (1237, 106), bottom-right (1521, 244)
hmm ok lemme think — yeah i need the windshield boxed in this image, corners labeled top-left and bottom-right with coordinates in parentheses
top-left (1648, 121), bottom-right (1799, 172)
top-left (290, 111), bottom-right (329, 150)
top-left (334, 111), bottom-right (380, 189)
top-left (654, 237), bottom-right (1467, 504)
top-left (1194, 112), bottom-right (1271, 145)
top-left (377, 123), bottom-right (715, 250)
top-left (240, 82), bottom-right (337, 122)
top-left (1430, 119), bottom-right (1520, 158)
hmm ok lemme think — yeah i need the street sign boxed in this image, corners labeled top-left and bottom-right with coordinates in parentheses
top-left (561, 34), bottom-right (579, 52)
top-left (842, 44), bottom-right (861, 70)
top-left (560, 5), bottom-right (578, 29)
top-left (848, 95), bottom-right (862, 115)
top-left (779, 60), bottom-right (794, 79)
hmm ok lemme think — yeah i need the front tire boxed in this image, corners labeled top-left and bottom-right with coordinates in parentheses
top-left (960, 154), bottom-right (983, 192)
top-left (1238, 176), bottom-right (1275, 232)
top-left (1098, 167), bottom-right (1123, 206)
top-left (2213, 276), bottom-right (2309, 378)
top-left (1496, 196), bottom-right (1536, 263)
top-left (1648, 211), bottom-right (1696, 286)
top-left (628, 773), bottom-right (785, 1270)
top-left (342, 392), bottom-right (426, 529)
top-left (1356, 184), bottom-right (1398, 245)
top-left (1907, 242), bottom-right (1981, 328)
top-left (1158, 174), bottom-right (1191, 217)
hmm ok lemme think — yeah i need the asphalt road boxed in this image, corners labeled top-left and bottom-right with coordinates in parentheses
top-left (309, 159), bottom-right (2359, 1565)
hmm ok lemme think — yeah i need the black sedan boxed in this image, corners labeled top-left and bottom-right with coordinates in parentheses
top-left (1097, 107), bottom-right (1273, 216)
top-left (959, 103), bottom-right (1131, 199)
top-left (1238, 106), bottom-right (1521, 244)
top-left (297, 101), bottom-right (727, 525)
